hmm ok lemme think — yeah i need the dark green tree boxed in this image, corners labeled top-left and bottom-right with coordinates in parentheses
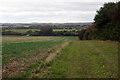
top-left (93, 1), bottom-right (120, 41)
top-left (40, 26), bottom-right (53, 35)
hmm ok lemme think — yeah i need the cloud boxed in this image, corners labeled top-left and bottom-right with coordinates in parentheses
top-left (0, 0), bottom-right (117, 23)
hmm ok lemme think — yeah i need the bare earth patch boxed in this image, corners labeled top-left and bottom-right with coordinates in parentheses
top-left (45, 41), bottom-right (69, 63)
top-left (2, 51), bottom-right (46, 77)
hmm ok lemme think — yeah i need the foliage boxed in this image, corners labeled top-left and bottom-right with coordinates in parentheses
top-left (79, 2), bottom-right (120, 41)
top-left (94, 2), bottom-right (119, 28)
top-left (2, 28), bottom-right (80, 36)
top-left (78, 25), bottom-right (96, 40)
top-left (40, 26), bottom-right (53, 35)
top-left (78, 29), bottom-right (86, 40)
top-left (93, 2), bottom-right (120, 41)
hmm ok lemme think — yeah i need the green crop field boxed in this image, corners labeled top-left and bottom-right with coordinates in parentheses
top-left (2, 36), bottom-right (118, 78)
top-left (2, 36), bottom-right (77, 78)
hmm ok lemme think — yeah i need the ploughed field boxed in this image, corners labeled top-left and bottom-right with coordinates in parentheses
top-left (2, 36), bottom-right (118, 78)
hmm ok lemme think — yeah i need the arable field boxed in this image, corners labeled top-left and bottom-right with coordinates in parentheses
top-left (2, 36), bottom-right (76, 78)
top-left (2, 36), bottom-right (118, 78)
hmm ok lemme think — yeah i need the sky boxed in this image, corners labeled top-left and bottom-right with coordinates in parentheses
top-left (0, 0), bottom-right (117, 23)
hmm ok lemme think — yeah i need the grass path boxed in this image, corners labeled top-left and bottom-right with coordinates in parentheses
top-left (44, 40), bottom-right (118, 78)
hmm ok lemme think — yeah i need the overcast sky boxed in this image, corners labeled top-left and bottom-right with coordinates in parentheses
top-left (0, 0), bottom-right (117, 23)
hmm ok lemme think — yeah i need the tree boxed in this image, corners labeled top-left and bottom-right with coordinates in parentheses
top-left (93, 2), bottom-right (120, 41)
top-left (94, 2), bottom-right (120, 27)
top-left (40, 26), bottom-right (53, 35)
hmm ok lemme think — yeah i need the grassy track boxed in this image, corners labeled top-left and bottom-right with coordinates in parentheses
top-left (44, 40), bottom-right (118, 78)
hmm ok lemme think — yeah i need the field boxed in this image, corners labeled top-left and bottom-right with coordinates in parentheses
top-left (2, 36), bottom-right (76, 78)
top-left (2, 36), bottom-right (118, 78)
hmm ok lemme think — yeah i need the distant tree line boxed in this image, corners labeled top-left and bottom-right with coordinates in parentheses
top-left (2, 30), bottom-right (24, 36)
top-left (2, 26), bottom-right (79, 36)
top-left (78, 2), bottom-right (120, 41)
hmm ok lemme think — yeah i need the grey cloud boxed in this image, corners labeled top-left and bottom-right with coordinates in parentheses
top-left (1, 2), bottom-right (103, 13)
top-left (0, 0), bottom-right (117, 23)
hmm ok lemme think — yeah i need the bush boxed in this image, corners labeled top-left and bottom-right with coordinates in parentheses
top-left (78, 29), bottom-right (86, 40)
